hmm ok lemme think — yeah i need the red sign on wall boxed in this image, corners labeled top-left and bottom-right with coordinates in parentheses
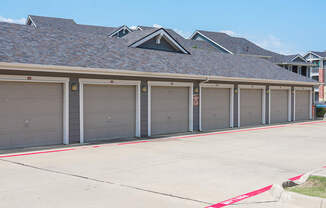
top-left (193, 94), bottom-right (199, 106)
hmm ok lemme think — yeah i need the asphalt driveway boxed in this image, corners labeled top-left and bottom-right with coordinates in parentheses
top-left (1, 121), bottom-right (326, 208)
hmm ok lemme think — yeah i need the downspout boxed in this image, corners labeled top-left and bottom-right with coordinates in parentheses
top-left (200, 76), bottom-right (210, 84)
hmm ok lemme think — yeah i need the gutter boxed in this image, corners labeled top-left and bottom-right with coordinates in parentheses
top-left (276, 62), bottom-right (315, 66)
top-left (0, 62), bottom-right (319, 86)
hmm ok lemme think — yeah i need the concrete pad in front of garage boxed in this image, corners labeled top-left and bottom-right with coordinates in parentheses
top-left (1, 121), bottom-right (326, 208)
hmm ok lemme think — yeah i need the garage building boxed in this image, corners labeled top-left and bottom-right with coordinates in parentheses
top-left (0, 16), bottom-right (317, 149)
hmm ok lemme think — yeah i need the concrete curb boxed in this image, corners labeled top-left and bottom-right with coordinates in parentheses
top-left (270, 184), bottom-right (326, 208)
top-left (269, 169), bottom-right (326, 208)
top-left (281, 189), bottom-right (325, 208)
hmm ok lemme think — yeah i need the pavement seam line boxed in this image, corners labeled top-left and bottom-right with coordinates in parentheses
top-left (0, 158), bottom-right (211, 205)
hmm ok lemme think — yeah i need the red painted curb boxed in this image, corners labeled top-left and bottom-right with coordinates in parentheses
top-left (288, 174), bottom-right (304, 181)
top-left (205, 185), bottom-right (273, 208)
top-left (0, 148), bottom-right (75, 158)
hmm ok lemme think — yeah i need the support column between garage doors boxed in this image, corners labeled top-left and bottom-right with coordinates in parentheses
top-left (294, 87), bottom-right (312, 121)
top-left (238, 85), bottom-right (266, 127)
top-left (199, 83), bottom-right (234, 131)
top-left (0, 75), bottom-right (69, 147)
top-left (268, 86), bottom-right (291, 124)
top-left (79, 79), bottom-right (141, 143)
top-left (147, 81), bottom-right (193, 137)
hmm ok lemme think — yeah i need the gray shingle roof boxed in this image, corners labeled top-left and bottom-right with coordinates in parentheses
top-left (196, 30), bottom-right (309, 65)
top-left (28, 15), bottom-right (76, 28)
top-left (28, 15), bottom-right (117, 35)
top-left (311, 51), bottom-right (326, 58)
top-left (0, 22), bottom-right (315, 84)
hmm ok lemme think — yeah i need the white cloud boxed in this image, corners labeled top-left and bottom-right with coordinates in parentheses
top-left (219, 30), bottom-right (237, 36)
top-left (129, 25), bottom-right (138, 30)
top-left (153, 24), bottom-right (163, 28)
top-left (0, 16), bottom-right (26, 24)
top-left (173, 28), bottom-right (192, 38)
top-left (256, 35), bottom-right (281, 50)
top-left (254, 35), bottom-right (296, 55)
top-left (218, 30), bottom-right (298, 55)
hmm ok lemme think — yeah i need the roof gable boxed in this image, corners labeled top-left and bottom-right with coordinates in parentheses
top-left (27, 15), bottom-right (118, 36)
top-left (291, 54), bottom-right (306, 63)
top-left (27, 15), bottom-right (76, 29)
top-left (128, 28), bottom-right (190, 54)
top-left (109, 25), bottom-right (132, 38)
top-left (190, 31), bottom-right (233, 54)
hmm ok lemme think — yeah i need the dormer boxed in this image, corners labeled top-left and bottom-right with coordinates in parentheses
top-left (126, 28), bottom-right (190, 54)
top-left (26, 15), bottom-right (76, 29)
top-left (109, 25), bottom-right (132, 38)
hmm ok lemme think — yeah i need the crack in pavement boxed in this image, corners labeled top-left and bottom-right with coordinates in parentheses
top-left (0, 158), bottom-right (212, 206)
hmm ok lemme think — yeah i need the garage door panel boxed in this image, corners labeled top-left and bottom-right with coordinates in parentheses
top-left (202, 88), bottom-right (230, 130)
top-left (295, 90), bottom-right (310, 121)
top-left (0, 82), bottom-right (63, 149)
top-left (84, 84), bottom-right (136, 142)
top-left (151, 86), bottom-right (189, 135)
top-left (240, 89), bottom-right (262, 126)
top-left (270, 90), bottom-right (288, 123)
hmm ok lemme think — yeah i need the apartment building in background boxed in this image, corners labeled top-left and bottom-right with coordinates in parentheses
top-left (304, 52), bottom-right (326, 102)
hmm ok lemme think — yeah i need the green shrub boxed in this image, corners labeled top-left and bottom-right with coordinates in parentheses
top-left (316, 107), bottom-right (326, 117)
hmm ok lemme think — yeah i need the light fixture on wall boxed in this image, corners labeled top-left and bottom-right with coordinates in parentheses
top-left (234, 89), bottom-right (238, 94)
top-left (71, 83), bottom-right (78, 91)
top-left (141, 86), bottom-right (147, 93)
top-left (266, 89), bottom-right (270, 94)
top-left (194, 87), bottom-right (199, 93)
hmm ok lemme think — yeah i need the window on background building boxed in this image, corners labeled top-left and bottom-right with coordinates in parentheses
top-left (301, 66), bottom-right (307, 76)
top-left (315, 92), bottom-right (319, 102)
top-left (312, 76), bottom-right (319, 81)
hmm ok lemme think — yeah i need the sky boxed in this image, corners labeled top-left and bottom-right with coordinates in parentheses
top-left (1, 0), bottom-right (325, 55)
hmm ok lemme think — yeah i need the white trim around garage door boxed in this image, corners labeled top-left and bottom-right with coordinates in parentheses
top-left (79, 79), bottom-right (141, 143)
top-left (199, 83), bottom-right (234, 131)
top-left (238, 85), bottom-right (266, 127)
top-left (0, 75), bottom-right (70, 144)
top-left (293, 87), bottom-right (313, 121)
top-left (147, 81), bottom-right (193, 137)
top-left (269, 86), bottom-right (292, 124)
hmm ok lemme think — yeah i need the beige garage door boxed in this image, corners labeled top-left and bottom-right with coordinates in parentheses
top-left (201, 88), bottom-right (230, 131)
top-left (240, 89), bottom-right (262, 126)
top-left (270, 90), bottom-right (288, 123)
top-left (151, 86), bottom-right (189, 135)
top-left (0, 82), bottom-right (63, 149)
top-left (84, 84), bottom-right (136, 142)
top-left (295, 90), bottom-right (310, 121)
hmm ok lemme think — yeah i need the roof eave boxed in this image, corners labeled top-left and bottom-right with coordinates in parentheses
top-left (276, 62), bottom-right (315, 66)
top-left (0, 62), bottom-right (317, 86)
